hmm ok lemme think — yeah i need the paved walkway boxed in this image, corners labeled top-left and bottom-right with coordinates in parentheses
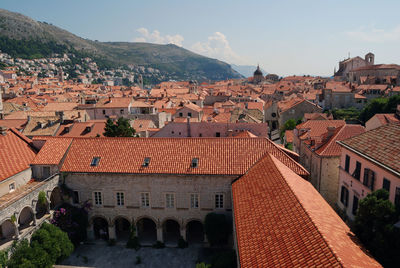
top-left (61, 241), bottom-right (201, 268)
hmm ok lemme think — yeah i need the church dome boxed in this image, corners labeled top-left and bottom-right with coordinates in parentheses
top-left (254, 65), bottom-right (263, 76)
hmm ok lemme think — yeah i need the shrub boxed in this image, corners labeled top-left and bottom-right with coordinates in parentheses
top-left (38, 191), bottom-right (47, 205)
top-left (0, 250), bottom-right (8, 267)
top-left (126, 226), bottom-right (140, 250)
top-left (204, 213), bottom-right (232, 247)
top-left (7, 239), bottom-right (52, 268)
top-left (31, 223), bottom-right (74, 263)
top-left (108, 239), bottom-right (116, 247)
top-left (196, 262), bottom-right (211, 268)
top-left (135, 256), bottom-right (142, 265)
top-left (211, 250), bottom-right (237, 268)
top-left (178, 236), bottom-right (188, 248)
top-left (152, 241), bottom-right (165, 249)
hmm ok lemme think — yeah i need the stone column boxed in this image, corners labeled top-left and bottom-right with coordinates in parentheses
top-left (14, 222), bottom-right (20, 239)
top-left (33, 213), bottom-right (37, 226)
top-left (180, 226), bottom-right (186, 240)
top-left (108, 225), bottom-right (116, 240)
top-left (86, 225), bottom-right (95, 240)
top-left (156, 226), bottom-right (163, 242)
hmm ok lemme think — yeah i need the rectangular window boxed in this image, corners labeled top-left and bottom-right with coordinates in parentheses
top-left (188, 112), bottom-right (192, 117)
top-left (382, 178), bottom-right (391, 192)
top-left (345, 155), bottom-right (350, 173)
top-left (91, 157), bottom-right (101, 166)
top-left (215, 132), bottom-right (221, 137)
top-left (340, 186), bottom-right (349, 207)
top-left (9, 182), bottom-right (15, 192)
top-left (191, 158), bottom-right (199, 168)
top-left (141, 192), bottom-right (150, 207)
top-left (179, 112), bottom-right (183, 117)
top-left (73, 191), bottom-right (80, 204)
top-left (116, 192), bottom-right (124, 206)
top-left (94, 192), bottom-right (102, 206)
top-left (363, 168), bottom-right (375, 190)
top-left (120, 109), bottom-right (124, 114)
top-left (352, 195), bottom-right (359, 215)
top-left (190, 194), bottom-right (199, 208)
top-left (43, 166), bottom-right (50, 178)
top-left (352, 161), bottom-right (361, 180)
top-left (102, 110), bottom-right (106, 115)
top-left (166, 193), bottom-right (175, 208)
top-left (395, 187), bottom-right (400, 210)
top-left (215, 194), bottom-right (224, 209)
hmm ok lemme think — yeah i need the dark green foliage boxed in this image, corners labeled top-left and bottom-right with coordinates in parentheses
top-left (103, 117), bottom-right (136, 137)
top-left (285, 142), bottom-right (293, 150)
top-left (107, 239), bottom-right (116, 247)
top-left (51, 203), bottom-right (89, 246)
top-left (178, 236), bottom-right (188, 248)
top-left (331, 107), bottom-right (361, 121)
top-left (0, 250), bottom-right (7, 267)
top-left (359, 95), bottom-right (400, 123)
top-left (31, 223), bottom-right (74, 263)
top-left (126, 226), bottom-right (140, 250)
top-left (196, 263), bottom-right (211, 268)
top-left (353, 189), bottom-right (400, 267)
top-left (38, 191), bottom-right (47, 205)
top-left (211, 250), bottom-right (237, 268)
top-left (8, 224), bottom-right (73, 268)
top-left (135, 256), bottom-right (142, 265)
top-left (8, 239), bottom-right (51, 268)
top-left (152, 241), bottom-right (165, 249)
top-left (204, 213), bottom-right (232, 247)
top-left (280, 118), bottom-right (302, 142)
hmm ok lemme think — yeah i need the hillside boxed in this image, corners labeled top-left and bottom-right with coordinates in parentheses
top-left (0, 8), bottom-right (242, 82)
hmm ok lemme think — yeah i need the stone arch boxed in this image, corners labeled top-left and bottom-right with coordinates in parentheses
top-left (50, 186), bottom-right (63, 210)
top-left (91, 216), bottom-right (109, 240)
top-left (135, 215), bottom-right (158, 227)
top-left (0, 219), bottom-right (17, 242)
top-left (18, 206), bottom-right (34, 231)
top-left (113, 216), bottom-right (131, 241)
top-left (136, 217), bottom-right (157, 245)
top-left (35, 197), bottom-right (49, 220)
top-left (186, 219), bottom-right (204, 244)
top-left (89, 215), bottom-right (110, 226)
top-left (162, 219), bottom-right (180, 245)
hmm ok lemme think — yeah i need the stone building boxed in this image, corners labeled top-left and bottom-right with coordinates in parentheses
top-left (293, 120), bottom-right (365, 206)
top-left (337, 123), bottom-right (400, 221)
top-left (252, 65), bottom-right (264, 84)
top-left (32, 137), bottom-right (307, 245)
top-left (334, 52), bottom-right (374, 80)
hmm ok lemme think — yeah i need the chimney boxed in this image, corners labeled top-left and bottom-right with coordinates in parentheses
top-left (187, 116), bottom-right (191, 137)
top-left (0, 126), bottom-right (7, 135)
top-left (327, 126), bottom-right (336, 138)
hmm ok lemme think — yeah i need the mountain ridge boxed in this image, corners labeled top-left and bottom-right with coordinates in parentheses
top-left (0, 8), bottom-right (243, 82)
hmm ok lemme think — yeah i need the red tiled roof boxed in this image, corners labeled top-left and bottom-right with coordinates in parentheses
top-left (0, 128), bottom-right (36, 182)
top-left (60, 137), bottom-right (308, 177)
top-left (296, 120), bottom-right (346, 139)
top-left (315, 125), bottom-right (365, 156)
top-left (232, 154), bottom-right (381, 268)
top-left (339, 123), bottom-right (400, 174)
top-left (31, 137), bottom-right (72, 165)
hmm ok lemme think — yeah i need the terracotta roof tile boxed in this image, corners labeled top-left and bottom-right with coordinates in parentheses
top-left (232, 154), bottom-right (381, 268)
top-left (339, 123), bottom-right (400, 174)
top-left (0, 128), bottom-right (36, 182)
top-left (60, 137), bottom-right (308, 177)
top-left (31, 137), bottom-right (72, 165)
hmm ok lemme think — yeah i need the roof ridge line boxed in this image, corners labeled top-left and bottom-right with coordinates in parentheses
top-left (270, 154), bottom-right (345, 267)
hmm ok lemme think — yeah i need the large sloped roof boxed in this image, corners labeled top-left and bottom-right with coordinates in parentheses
top-left (339, 123), bottom-right (400, 175)
top-left (60, 137), bottom-right (308, 176)
top-left (232, 154), bottom-right (381, 267)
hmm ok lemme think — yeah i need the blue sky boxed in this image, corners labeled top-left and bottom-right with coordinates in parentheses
top-left (2, 0), bottom-right (400, 76)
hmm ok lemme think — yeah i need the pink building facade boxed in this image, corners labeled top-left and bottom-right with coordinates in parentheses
top-left (337, 124), bottom-right (400, 220)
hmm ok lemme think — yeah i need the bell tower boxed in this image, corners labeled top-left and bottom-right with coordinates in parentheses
top-left (365, 53), bottom-right (374, 65)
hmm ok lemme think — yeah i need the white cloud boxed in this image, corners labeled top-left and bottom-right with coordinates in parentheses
top-left (133, 28), bottom-right (184, 47)
top-left (191, 32), bottom-right (245, 64)
top-left (346, 25), bottom-right (400, 43)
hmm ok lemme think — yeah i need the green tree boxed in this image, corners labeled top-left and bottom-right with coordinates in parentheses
top-left (359, 95), bottom-right (400, 123)
top-left (7, 240), bottom-right (51, 268)
top-left (31, 223), bottom-right (74, 264)
top-left (204, 213), bottom-right (232, 247)
top-left (280, 118), bottom-right (302, 141)
top-left (353, 189), bottom-right (400, 267)
top-left (103, 117), bottom-right (136, 137)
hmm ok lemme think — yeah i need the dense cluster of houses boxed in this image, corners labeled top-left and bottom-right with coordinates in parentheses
top-left (0, 52), bottom-right (399, 266)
